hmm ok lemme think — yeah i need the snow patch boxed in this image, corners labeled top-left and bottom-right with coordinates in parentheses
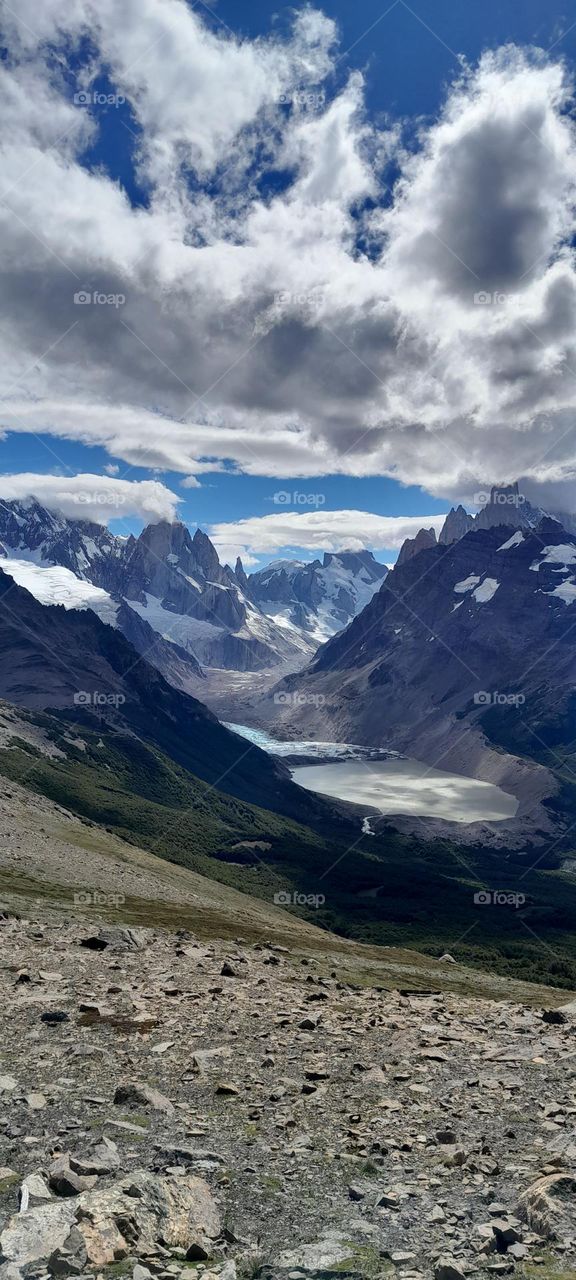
top-left (546, 580), bottom-right (576, 604)
top-left (0, 558), bottom-right (118, 625)
top-left (531, 543), bottom-right (576, 571)
top-left (472, 577), bottom-right (500, 603)
top-left (497, 531), bottom-right (524, 551)
top-left (454, 575), bottom-right (481, 594)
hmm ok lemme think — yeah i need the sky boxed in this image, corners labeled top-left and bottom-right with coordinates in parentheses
top-left (1, 0), bottom-right (576, 566)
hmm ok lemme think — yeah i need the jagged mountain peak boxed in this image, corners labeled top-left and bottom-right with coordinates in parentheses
top-left (247, 549), bottom-right (387, 644)
top-left (190, 527), bottom-right (226, 582)
top-left (136, 518), bottom-right (193, 550)
top-left (396, 526), bottom-right (438, 566)
top-left (0, 498), bottom-right (318, 678)
top-left (234, 556), bottom-right (249, 591)
top-left (438, 504), bottom-right (474, 545)
top-left (399, 483), bottom-right (576, 567)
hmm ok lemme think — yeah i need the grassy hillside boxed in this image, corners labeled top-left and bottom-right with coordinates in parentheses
top-left (2, 707), bottom-right (576, 990)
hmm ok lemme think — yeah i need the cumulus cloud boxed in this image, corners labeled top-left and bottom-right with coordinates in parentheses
top-left (0, 474), bottom-right (180, 524)
top-left (209, 510), bottom-right (447, 564)
top-left (1, 5), bottom-right (576, 507)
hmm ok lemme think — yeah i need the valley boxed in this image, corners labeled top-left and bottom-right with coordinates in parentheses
top-left (226, 726), bottom-right (518, 823)
top-left (0, 491), bottom-right (576, 994)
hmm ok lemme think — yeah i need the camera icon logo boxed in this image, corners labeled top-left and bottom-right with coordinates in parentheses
top-left (73, 91), bottom-right (91, 106)
top-left (74, 290), bottom-right (91, 305)
top-left (273, 891), bottom-right (292, 906)
top-left (473, 890), bottom-right (492, 905)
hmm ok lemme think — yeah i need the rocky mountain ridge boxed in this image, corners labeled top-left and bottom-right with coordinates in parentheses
top-left (0, 565), bottom-right (322, 822)
top-left (0, 500), bottom-right (316, 678)
top-left (400, 484), bottom-right (576, 566)
top-left (246, 551), bottom-right (388, 645)
top-left (262, 517), bottom-right (576, 846)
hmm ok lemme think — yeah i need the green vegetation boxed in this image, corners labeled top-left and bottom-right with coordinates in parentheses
top-left (519, 1251), bottom-right (576, 1280)
top-left (0, 1172), bottom-right (19, 1193)
top-left (332, 1245), bottom-right (385, 1278)
top-left (2, 708), bottom-right (576, 990)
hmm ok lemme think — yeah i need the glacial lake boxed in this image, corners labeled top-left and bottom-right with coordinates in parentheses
top-left (226, 725), bottom-right (518, 825)
top-left (292, 758), bottom-right (518, 824)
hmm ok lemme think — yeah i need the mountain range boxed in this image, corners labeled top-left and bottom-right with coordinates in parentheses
top-left (1, 489), bottom-right (576, 980)
top-left (400, 482), bottom-right (576, 563)
top-left (264, 508), bottom-right (576, 847)
top-left (0, 501), bottom-right (387, 696)
top-left (245, 550), bottom-right (387, 644)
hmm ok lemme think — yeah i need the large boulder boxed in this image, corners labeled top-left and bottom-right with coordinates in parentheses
top-left (0, 1172), bottom-right (220, 1272)
top-left (80, 926), bottom-right (148, 952)
top-left (517, 1172), bottom-right (576, 1239)
top-left (0, 1202), bottom-right (76, 1269)
top-left (113, 1081), bottom-right (174, 1114)
top-left (76, 1171), bottom-right (220, 1263)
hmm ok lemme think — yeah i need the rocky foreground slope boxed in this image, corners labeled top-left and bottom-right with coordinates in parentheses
top-left (1, 909), bottom-right (576, 1280)
top-left (0, 771), bottom-right (576, 1280)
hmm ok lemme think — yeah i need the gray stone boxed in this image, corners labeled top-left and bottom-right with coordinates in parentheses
top-left (0, 1265), bottom-right (24, 1280)
top-left (434, 1260), bottom-right (467, 1280)
top-left (75, 1171), bottom-right (220, 1265)
top-left (49, 1155), bottom-right (97, 1198)
top-left (20, 1173), bottom-right (52, 1207)
top-left (80, 926), bottom-right (147, 951)
top-left (0, 1202), bottom-right (76, 1268)
top-left (48, 1226), bottom-right (88, 1276)
top-left (69, 1138), bottom-right (120, 1178)
top-left (517, 1173), bottom-right (576, 1239)
top-left (25, 1092), bottom-right (47, 1111)
top-left (113, 1082), bottom-right (174, 1114)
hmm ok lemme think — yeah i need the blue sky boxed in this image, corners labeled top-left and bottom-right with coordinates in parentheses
top-left (2, 0), bottom-right (576, 566)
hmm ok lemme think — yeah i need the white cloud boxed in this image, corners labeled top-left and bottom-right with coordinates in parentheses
top-left (209, 510), bottom-right (447, 564)
top-left (0, 474), bottom-right (180, 524)
top-left (0, 8), bottom-right (576, 508)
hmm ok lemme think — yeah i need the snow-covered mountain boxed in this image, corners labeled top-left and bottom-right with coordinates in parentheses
top-left (0, 500), bottom-right (319, 684)
top-left (246, 550), bottom-right (388, 644)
